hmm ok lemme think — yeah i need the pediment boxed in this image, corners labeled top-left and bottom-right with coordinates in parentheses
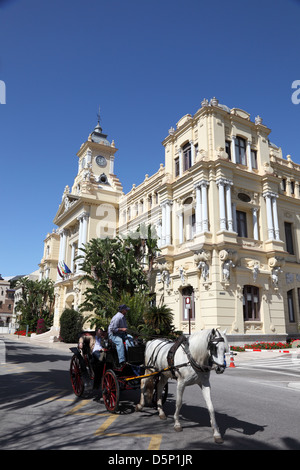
top-left (176, 114), bottom-right (192, 129)
top-left (230, 108), bottom-right (251, 120)
top-left (54, 194), bottom-right (80, 222)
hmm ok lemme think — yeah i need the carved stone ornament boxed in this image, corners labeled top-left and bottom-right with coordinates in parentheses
top-left (268, 256), bottom-right (285, 270)
top-left (219, 249), bottom-right (237, 283)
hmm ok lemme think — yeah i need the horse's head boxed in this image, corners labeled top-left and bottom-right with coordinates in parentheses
top-left (208, 329), bottom-right (228, 373)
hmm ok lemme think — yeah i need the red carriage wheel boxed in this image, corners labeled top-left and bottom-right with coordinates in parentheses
top-left (70, 355), bottom-right (85, 397)
top-left (102, 369), bottom-right (120, 413)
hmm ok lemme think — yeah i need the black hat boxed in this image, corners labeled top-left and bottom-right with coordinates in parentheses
top-left (119, 304), bottom-right (130, 311)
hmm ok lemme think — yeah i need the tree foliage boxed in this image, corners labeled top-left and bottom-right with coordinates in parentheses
top-left (15, 277), bottom-right (55, 331)
top-left (59, 308), bottom-right (84, 343)
top-left (77, 224), bottom-right (161, 329)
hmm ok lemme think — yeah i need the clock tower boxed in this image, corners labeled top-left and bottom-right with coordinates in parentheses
top-left (71, 117), bottom-right (122, 194)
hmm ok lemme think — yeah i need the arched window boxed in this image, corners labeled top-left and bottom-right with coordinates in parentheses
top-left (243, 285), bottom-right (260, 321)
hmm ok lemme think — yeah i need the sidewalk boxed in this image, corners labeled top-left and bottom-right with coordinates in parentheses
top-left (229, 348), bottom-right (299, 365)
top-left (0, 333), bottom-right (76, 352)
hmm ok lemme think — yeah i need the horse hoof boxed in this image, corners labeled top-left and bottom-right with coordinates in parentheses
top-left (135, 405), bottom-right (142, 412)
top-left (174, 425), bottom-right (182, 432)
top-left (159, 414), bottom-right (167, 420)
top-left (214, 436), bottom-right (223, 444)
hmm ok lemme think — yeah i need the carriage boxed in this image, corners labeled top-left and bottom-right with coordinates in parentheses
top-left (70, 328), bottom-right (228, 443)
top-left (69, 331), bottom-right (168, 413)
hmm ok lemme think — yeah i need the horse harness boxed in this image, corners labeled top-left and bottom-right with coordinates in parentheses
top-left (148, 333), bottom-right (225, 379)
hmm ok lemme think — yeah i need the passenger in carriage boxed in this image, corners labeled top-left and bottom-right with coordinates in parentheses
top-left (108, 304), bottom-right (135, 367)
top-left (78, 328), bottom-right (108, 388)
top-left (78, 327), bottom-right (107, 361)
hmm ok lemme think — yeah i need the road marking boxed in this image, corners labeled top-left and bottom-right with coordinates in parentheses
top-left (64, 398), bottom-right (163, 450)
top-left (94, 413), bottom-right (162, 450)
top-left (65, 399), bottom-right (110, 416)
top-left (94, 414), bottom-right (119, 433)
top-left (239, 366), bottom-right (300, 378)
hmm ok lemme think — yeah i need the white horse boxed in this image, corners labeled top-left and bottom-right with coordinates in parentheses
top-left (136, 328), bottom-right (228, 444)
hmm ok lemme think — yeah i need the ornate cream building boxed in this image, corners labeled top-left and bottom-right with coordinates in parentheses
top-left (39, 98), bottom-right (300, 344)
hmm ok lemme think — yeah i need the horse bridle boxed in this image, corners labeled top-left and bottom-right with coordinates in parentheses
top-left (184, 334), bottom-right (226, 374)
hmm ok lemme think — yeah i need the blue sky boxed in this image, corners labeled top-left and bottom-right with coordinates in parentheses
top-left (1, 0), bottom-right (300, 278)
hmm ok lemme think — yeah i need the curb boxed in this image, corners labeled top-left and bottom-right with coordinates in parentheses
top-left (244, 348), bottom-right (292, 353)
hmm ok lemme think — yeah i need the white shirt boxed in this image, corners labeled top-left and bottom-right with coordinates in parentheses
top-left (92, 336), bottom-right (104, 353)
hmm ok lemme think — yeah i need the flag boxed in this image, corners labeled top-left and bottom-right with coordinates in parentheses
top-left (59, 262), bottom-right (67, 275)
top-left (63, 262), bottom-right (72, 274)
top-left (57, 265), bottom-right (64, 278)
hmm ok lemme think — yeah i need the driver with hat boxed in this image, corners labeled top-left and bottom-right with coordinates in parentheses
top-left (108, 305), bottom-right (134, 367)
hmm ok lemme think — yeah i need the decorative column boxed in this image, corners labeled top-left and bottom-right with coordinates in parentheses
top-left (225, 182), bottom-right (233, 231)
top-left (263, 192), bottom-right (275, 240)
top-left (231, 136), bottom-right (236, 164)
top-left (165, 200), bottom-right (173, 245)
top-left (190, 140), bottom-right (195, 166)
top-left (178, 210), bottom-right (184, 244)
top-left (201, 180), bottom-right (209, 232)
top-left (271, 195), bottom-right (280, 240)
top-left (110, 156), bottom-right (114, 174)
top-left (77, 212), bottom-right (89, 271)
top-left (252, 208), bottom-right (259, 240)
top-left (232, 203), bottom-right (237, 232)
top-left (247, 140), bottom-right (252, 172)
top-left (160, 200), bottom-right (172, 246)
top-left (81, 212), bottom-right (89, 247)
top-left (195, 183), bottom-right (202, 234)
top-left (217, 179), bottom-right (227, 231)
top-left (178, 149), bottom-right (183, 177)
top-left (86, 149), bottom-right (92, 167)
top-left (161, 203), bottom-right (166, 246)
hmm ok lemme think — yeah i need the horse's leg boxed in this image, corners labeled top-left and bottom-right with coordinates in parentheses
top-left (173, 379), bottom-right (185, 432)
top-left (136, 376), bottom-right (148, 411)
top-left (156, 374), bottom-right (168, 420)
top-left (199, 379), bottom-right (223, 444)
top-left (136, 373), bottom-right (153, 411)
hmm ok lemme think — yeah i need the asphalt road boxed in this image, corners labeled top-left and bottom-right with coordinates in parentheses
top-left (1, 335), bottom-right (300, 452)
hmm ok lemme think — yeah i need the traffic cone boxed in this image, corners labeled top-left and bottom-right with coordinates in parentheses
top-left (229, 351), bottom-right (236, 368)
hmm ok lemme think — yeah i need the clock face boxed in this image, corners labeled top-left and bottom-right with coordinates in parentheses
top-left (95, 155), bottom-right (107, 168)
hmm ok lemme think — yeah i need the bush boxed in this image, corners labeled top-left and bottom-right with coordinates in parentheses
top-left (36, 318), bottom-right (47, 335)
top-left (59, 308), bottom-right (84, 343)
top-left (244, 341), bottom-right (291, 350)
top-left (230, 345), bottom-right (245, 352)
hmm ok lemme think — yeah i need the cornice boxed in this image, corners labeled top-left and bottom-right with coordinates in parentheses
top-left (77, 140), bottom-right (118, 158)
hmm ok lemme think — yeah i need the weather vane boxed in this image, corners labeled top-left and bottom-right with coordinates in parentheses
top-left (97, 106), bottom-right (101, 125)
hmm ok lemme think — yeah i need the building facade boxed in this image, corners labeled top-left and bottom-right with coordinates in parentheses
top-left (40, 98), bottom-right (300, 344)
top-left (0, 275), bottom-right (15, 328)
